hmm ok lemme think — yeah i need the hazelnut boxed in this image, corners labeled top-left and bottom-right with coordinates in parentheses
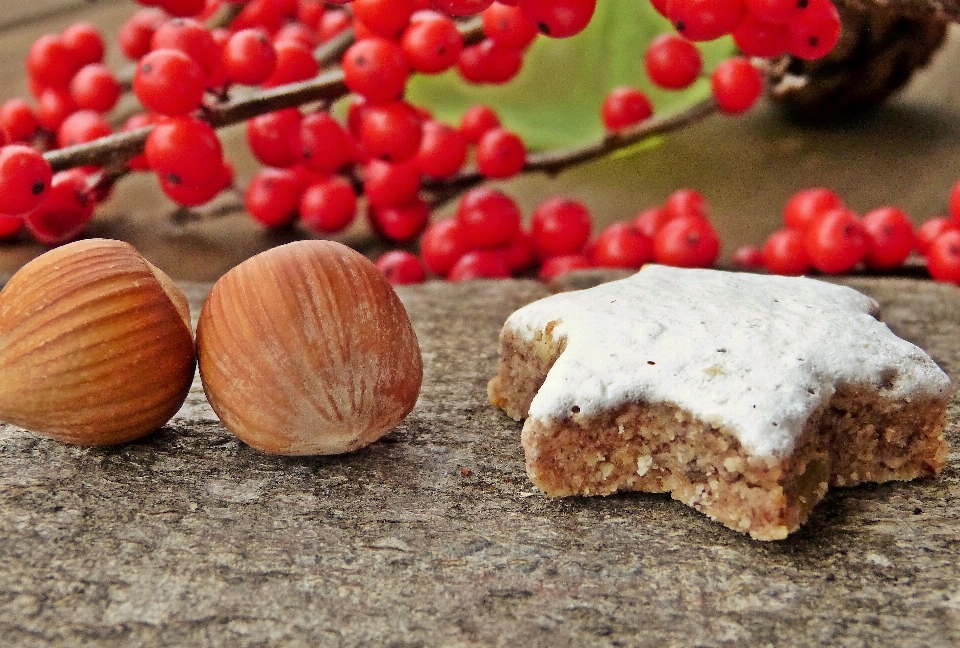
top-left (0, 239), bottom-right (196, 445)
top-left (196, 240), bottom-right (423, 455)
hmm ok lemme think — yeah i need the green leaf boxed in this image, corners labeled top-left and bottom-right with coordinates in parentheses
top-left (407, 0), bottom-right (736, 151)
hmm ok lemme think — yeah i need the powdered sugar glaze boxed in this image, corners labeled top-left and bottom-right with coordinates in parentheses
top-left (506, 265), bottom-right (951, 457)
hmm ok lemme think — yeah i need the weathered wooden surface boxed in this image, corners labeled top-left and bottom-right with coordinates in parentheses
top-left (1, 275), bottom-right (958, 647)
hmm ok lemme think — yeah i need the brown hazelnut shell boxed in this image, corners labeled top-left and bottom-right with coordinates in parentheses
top-left (195, 240), bottom-right (423, 455)
top-left (0, 239), bottom-right (196, 446)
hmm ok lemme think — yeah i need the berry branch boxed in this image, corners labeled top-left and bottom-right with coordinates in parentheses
top-left (46, 68), bottom-right (349, 172)
top-left (422, 97), bottom-right (720, 206)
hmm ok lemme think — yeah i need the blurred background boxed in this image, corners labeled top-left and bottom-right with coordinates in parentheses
top-left (1, 0), bottom-right (958, 281)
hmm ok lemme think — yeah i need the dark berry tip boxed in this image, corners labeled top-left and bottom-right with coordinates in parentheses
top-left (31, 180), bottom-right (45, 195)
top-left (537, 22), bottom-right (550, 35)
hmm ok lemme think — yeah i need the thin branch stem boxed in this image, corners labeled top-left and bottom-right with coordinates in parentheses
top-left (46, 69), bottom-right (348, 172)
top-left (315, 27), bottom-right (355, 67)
top-left (423, 97), bottom-right (720, 208)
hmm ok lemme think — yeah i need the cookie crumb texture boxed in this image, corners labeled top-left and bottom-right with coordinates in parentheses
top-left (488, 267), bottom-right (950, 541)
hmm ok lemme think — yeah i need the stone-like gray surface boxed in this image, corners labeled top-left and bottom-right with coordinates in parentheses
top-left (1, 276), bottom-right (959, 647)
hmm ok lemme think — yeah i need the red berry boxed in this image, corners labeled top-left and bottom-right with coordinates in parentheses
top-left (483, 3), bottom-right (538, 49)
top-left (664, 189), bottom-right (708, 221)
top-left (369, 198), bottom-right (430, 243)
top-left (61, 22), bottom-right (105, 67)
top-left (459, 105), bottom-right (500, 143)
top-left (784, 187), bottom-right (843, 231)
top-left (0, 100), bottom-right (39, 143)
top-left (401, 12), bottom-right (463, 74)
top-left (159, 0), bottom-right (207, 18)
top-left (69, 64), bottom-right (121, 113)
top-left (299, 177), bottom-right (357, 233)
top-left (146, 116), bottom-right (224, 187)
top-left (245, 168), bottom-right (301, 228)
top-left (363, 159), bottom-right (421, 208)
top-left (36, 88), bottom-right (75, 132)
top-left (430, 0), bottom-right (495, 17)
top-left (134, 49), bottom-right (206, 116)
top-left (731, 244), bottom-right (764, 269)
top-left (733, 14), bottom-right (788, 58)
top-left (502, 229), bottom-right (537, 273)
top-left (353, 0), bottom-right (416, 39)
top-left (476, 127), bottom-right (526, 178)
top-left (592, 222), bottom-right (653, 268)
top-left (297, 0), bottom-right (327, 28)
top-left (343, 38), bottom-right (410, 103)
top-left (160, 161), bottom-right (233, 206)
top-left (804, 208), bottom-right (868, 273)
top-left (653, 216), bottom-right (720, 267)
top-left (27, 35), bottom-right (78, 89)
top-left (377, 250), bottom-right (427, 285)
top-left (274, 22), bottom-right (321, 50)
top-left (518, 0), bottom-right (596, 38)
top-left (644, 34), bottom-right (702, 90)
top-left (531, 196), bottom-right (592, 258)
top-left (247, 109), bottom-right (302, 167)
top-left (762, 228), bottom-right (810, 275)
top-left (298, 112), bottom-right (355, 173)
top-left (601, 87), bottom-right (654, 131)
top-left (927, 230), bottom-right (960, 284)
top-left (633, 206), bottom-right (673, 238)
top-left (57, 110), bottom-right (111, 148)
top-left (151, 18), bottom-right (220, 78)
top-left (320, 10), bottom-right (352, 41)
top-left (456, 187), bottom-right (521, 248)
top-left (457, 39), bottom-right (524, 85)
top-left (917, 217), bottom-right (959, 256)
top-left (263, 41), bottom-right (320, 87)
top-left (746, 0), bottom-right (800, 24)
top-left (668, 0), bottom-right (746, 41)
top-left (448, 249), bottom-right (511, 281)
top-left (0, 144), bottom-right (53, 215)
top-left (787, 0), bottom-right (841, 60)
top-left (231, 0), bottom-right (293, 33)
top-left (538, 253), bottom-right (593, 281)
top-left (711, 57), bottom-right (764, 114)
top-left (118, 9), bottom-right (167, 61)
top-left (23, 169), bottom-right (94, 245)
top-left (0, 214), bottom-right (24, 240)
top-left (416, 120), bottom-right (468, 179)
top-left (862, 206), bottom-right (915, 270)
top-left (223, 28), bottom-right (277, 85)
top-left (421, 218), bottom-right (470, 276)
top-left (358, 100), bottom-right (424, 162)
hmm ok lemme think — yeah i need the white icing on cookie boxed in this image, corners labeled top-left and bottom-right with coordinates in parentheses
top-left (505, 265), bottom-right (951, 457)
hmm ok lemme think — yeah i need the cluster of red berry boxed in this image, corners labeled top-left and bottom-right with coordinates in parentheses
top-left (730, 184), bottom-right (960, 285)
top-left (631, 0), bottom-right (842, 118)
top-left (0, 0), bottom-right (605, 247)
top-left (1, 0), bottom-right (925, 292)
top-left (0, 0), bottom-right (775, 248)
top-left (374, 187), bottom-right (721, 284)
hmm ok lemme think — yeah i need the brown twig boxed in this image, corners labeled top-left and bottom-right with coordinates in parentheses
top-left (315, 27), bottom-right (355, 67)
top-left (46, 69), bottom-right (348, 172)
top-left (422, 97), bottom-right (720, 208)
